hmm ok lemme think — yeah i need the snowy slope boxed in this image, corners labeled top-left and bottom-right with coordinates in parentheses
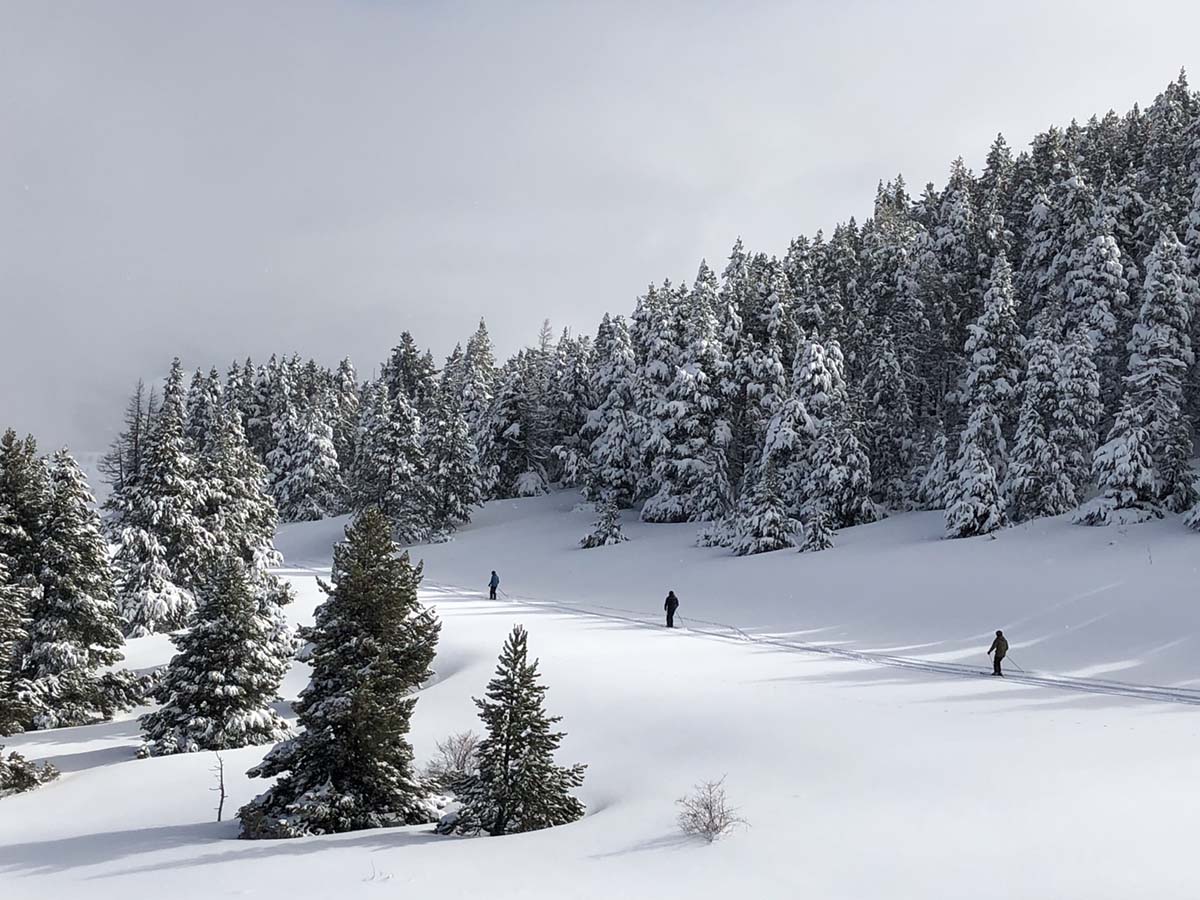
top-left (281, 492), bottom-right (1200, 689)
top-left (3, 493), bottom-right (1200, 900)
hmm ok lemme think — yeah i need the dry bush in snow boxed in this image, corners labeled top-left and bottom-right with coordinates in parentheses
top-left (423, 730), bottom-right (481, 791)
top-left (676, 777), bottom-right (746, 843)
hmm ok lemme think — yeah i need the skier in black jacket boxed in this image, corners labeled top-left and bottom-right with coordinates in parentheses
top-left (988, 630), bottom-right (1009, 676)
top-left (664, 591), bottom-right (679, 628)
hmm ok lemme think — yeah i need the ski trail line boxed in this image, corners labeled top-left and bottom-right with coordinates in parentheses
top-left (418, 579), bottom-right (1200, 709)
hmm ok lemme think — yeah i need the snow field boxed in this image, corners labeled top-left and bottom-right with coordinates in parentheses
top-left (3, 495), bottom-right (1200, 898)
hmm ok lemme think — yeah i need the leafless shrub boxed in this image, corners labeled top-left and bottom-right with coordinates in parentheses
top-left (211, 752), bottom-right (226, 822)
top-left (423, 730), bottom-right (481, 791)
top-left (676, 777), bottom-right (746, 843)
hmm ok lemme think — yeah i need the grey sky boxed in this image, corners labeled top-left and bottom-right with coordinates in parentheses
top-left (2, 1), bottom-right (1197, 452)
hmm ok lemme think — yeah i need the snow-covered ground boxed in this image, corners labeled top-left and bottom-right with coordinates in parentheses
top-left (3, 492), bottom-right (1199, 899)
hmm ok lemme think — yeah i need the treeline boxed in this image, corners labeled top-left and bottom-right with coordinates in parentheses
top-left (103, 72), bottom-right (1200, 560)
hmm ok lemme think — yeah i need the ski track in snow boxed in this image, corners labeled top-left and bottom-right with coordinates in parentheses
top-left (417, 580), bottom-right (1200, 709)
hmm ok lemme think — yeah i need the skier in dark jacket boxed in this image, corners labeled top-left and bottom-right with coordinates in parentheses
top-left (664, 591), bottom-right (679, 628)
top-left (988, 630), bottom-right (1009, 676)
top-left (488, 570), bottom-right (500, 600)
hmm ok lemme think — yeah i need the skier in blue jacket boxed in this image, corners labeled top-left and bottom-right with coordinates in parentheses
top-left (488, 570), bottom-right (500, 600)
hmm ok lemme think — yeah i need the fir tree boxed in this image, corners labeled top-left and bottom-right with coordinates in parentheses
top-left (425, 387), bottom-right (483, 533)
top-left (730, 465), bottom-right (797, 556)
top-left (240, 510), bottom-right (440, 839)
top-left (98, 379), bottom-right (156, 532)
top-left (861, 323), bottom-right (916, 509)
top-left (759, 394), bottom-right (815, 516)
top-left (1053, 335), bottom-right (1104, 500)
top-left (330, 357), bottom-right (361, 481)
top-left (806, 410), bottom-right (878, 529)
top-left (798, 502), bottom-right (834, 553)
top-left (0, 551), bottom-right (31, 735)
top-left (1006, 336), bottom-right (1076, 520)
top-left (442, 625), bottom-right (585, 836)
top-left (962, 252), bottom-right (1024, 457)
top-left (126, 360), bottom-right (214, 590)
top-left (481, 353), bottom-right (549, 499)
top-left (185, 368), bottom-right (223, 454)
top-left (944, 435), bottom-right (1006, 539)
top-left (583, 315), bottom-right (642, 508)
top-left (462, 319), bottom-right (497, 451)
top-left (352, 383), bottom-right (432, 538)
top-left (268, 404), bottom-right (343, 522)
top-left (580, 500), bottom-right (628, 549)
top-left (199, 403), bottom-right (279, 567)
top-left (915, 429), bottom-right (952, 510)
top-left (1074, 401), bottom-right (1162, 525)
top-left (113, 527), bottom-right (194, 638)
top-left (0, 745), bottom-right (58, 795)
top-left (1125, 230), bottom-right (1195, 512)
top-left (141, 557), bottom-right (290, 755)
top-left (0, 431), bottom-right (52, 581)
top-left (22, 450), bottom-right (125, 729)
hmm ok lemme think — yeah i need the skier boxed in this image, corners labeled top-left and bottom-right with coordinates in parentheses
top-left (664, 590), bottom-right (679, 629)
top-left (488, 570), bottom-right (500, 600)
top-left (987, 629), bottom-right (1008, 676)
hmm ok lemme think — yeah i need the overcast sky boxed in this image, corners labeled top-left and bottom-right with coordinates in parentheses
top-left (2, 1), bottom-right (1198, 451)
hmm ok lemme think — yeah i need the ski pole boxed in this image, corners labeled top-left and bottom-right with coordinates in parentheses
top-left (1006, 656), bottom-right (1026, 673)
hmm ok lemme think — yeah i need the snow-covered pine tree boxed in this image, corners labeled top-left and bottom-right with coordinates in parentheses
top-left (1052, 334), bottom-right (1104, 500)
top-left (1185, 117), bottom-right (1200, 424)
top-left (199, 403), bottom-right (279, 567)
top-left (126, 360), bottom-right (214, 591)
top-left (792, 337), bottom-right (875, 527)
top-left (112, 527), bottom-right (194, 638)
top-left (382, 332), bottom-right (439, 421)
top-left (944, 424), bottom-right (1006, 539)
top-left (140, 556), bottom-right (290, 755)
top-left (330, 357), bottom-right (361, 484)
top-left (351, 382), bottom-right (433, 538)
top-left (860, 322), bottom-right (916, 509)
top-left (642, 268), bottom-right (732, 523)
top-left (636, 282), bottom-right (686, 514)
top-left (1073, 400), bottom-right (1162, 525)
top-left (798, 502), bottom-right (834, 553)
top-left (793, 338), bottom-right (849, 427)
top-left (223, 358), bottom-right (256, 431)
top-left (962, 251), bottom-right (1024, 456)
top-left (0, 745), bottom-right (58, 795)
top-left (462, 319), bottom-right (497, 452)
top-left (0, 546), bottom-right (32, 735)
top-left (579, 499), bottom-right (628, 549)
top-left (1005, 336), bottom-right (1076, 521)
top-left (267, 403), bottom-right (343, 522)
top-left (805, 411), bottom-right (878, 529)
top-left (425, 385), bottom-right (483, 534)
top-left (441, 624), bottom-right (585, 836)
top-left (22, 450), bottom-right (125, 729)
top-left (185, 368), bottom-right (224, 455)
top-left (759, 394), bottom-right (815, 517)
top-left (583, 315), bottom-right (642, 508)
top-left (1124, 230), bottom-right (1196, 512)
top-left (239, 510), bottom-right (440, 839)
top-left (914, 428), bottom-right (952, 510)
top-left (98, 379), bottom-right (157, 533)
top-left (1065, 211), bottom-right (1131, 413)
top-left (441, 343), bottom-right (466, 400)
top-left (481, 352), bottom-right (549, 499)
top-left (730, 464), bottom-right (797, 556)
top-left (0, 431), bottom-right (52, 582)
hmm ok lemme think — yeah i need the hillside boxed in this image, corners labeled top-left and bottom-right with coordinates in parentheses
top-left (2, 496), bottom-right (1199, 900)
